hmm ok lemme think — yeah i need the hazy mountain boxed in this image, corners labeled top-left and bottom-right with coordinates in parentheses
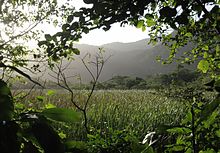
top-left (42, 38), bottom-right (195, 82)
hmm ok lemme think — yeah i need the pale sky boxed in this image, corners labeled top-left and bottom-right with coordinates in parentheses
top-left (78, 24), bottom-right (150, 46)
top-left (41, 21), bottom-right (150, 46)
top-left (56, 0), bottom-right (151, 46)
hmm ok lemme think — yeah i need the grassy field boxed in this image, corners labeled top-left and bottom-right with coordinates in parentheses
top-left (14, 89), bottom-right (188, 140)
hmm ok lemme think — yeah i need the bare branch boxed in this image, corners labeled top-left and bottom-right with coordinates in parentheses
top-left (51, 49), bottom-right (110, 133)
top-left (81, 57), bottom-right (96, 81)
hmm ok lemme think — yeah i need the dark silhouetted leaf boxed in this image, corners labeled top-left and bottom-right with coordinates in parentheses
top-left (159, 6), bottom-right (177, 18)
top-left (204, 80), bottom-right (215, 87)
top-left (38, 41), bottom-right (48, 47)
top-left (45, 34), bottom-right (52, 41)
top-left (31, 121), bottom-right (64, 153)
top-left (22, 141), bottom-right (40, 153)
top-left (0, 122), bottom-right (20, 153)
top-left (83, 0), bottom-right (94, 4)
top-left (214, 80), bottom-right (220, 92)
top-left (0, 80), bottom-right (14, 121)
top-left (67, 15), bottom-right (74, 23)
top-left (71, 48), bottom-right (80, 55)
top-left (62, 24), bottom-right (70, 31)
top-left (175, 14), bottom-right (189, 25)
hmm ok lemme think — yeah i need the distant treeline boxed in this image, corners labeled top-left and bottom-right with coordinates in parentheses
top-left (92, 69), bottom-right (201, 90)
top-left (11, 68), bottom-right (201, 90)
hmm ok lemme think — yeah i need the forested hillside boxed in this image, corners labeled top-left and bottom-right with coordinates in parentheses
top-left (42, 37), bottom-right (196, 82)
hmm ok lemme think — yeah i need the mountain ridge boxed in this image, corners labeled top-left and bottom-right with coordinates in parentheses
top-left (43, 38), bottom-right (195, 82)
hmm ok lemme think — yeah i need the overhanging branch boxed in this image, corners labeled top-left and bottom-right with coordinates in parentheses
top-left (0, 63), bottom-right (43, 88)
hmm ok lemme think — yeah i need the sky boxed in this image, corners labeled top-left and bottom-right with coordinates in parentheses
top-left (55, 0), bottom-right (151, 46)
top-left (78, 24), bottom-right (150, 46)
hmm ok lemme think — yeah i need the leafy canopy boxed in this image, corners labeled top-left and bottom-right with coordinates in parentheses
top-left (42, 0), bottom-right (220, 77)
top-left (0, 0), bottom-right (75, 81)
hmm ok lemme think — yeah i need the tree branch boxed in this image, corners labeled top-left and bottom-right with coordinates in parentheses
top-left (0, 63), bottom-right (43, 88)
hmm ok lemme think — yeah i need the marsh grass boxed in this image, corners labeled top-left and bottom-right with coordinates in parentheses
top-left (13, 89), bottom-right (187, 139)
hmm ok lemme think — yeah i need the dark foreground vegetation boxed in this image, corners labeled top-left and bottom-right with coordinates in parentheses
top-left (0, 0), bottom-right (220, 152)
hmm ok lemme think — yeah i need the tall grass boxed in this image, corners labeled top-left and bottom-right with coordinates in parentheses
top-left (14, 89), bottom-right (187, 140)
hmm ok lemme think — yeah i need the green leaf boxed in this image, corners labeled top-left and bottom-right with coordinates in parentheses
top-left (58, 132), bottom-right (66, 139)
top-left (216, 44), bottom-right (220, 55)
top-left (167, 127), bottom-right (191, 134)
top-left (203, 52), bottom-right (208, 58)
top-left (215, 130), bottom-right (220, 137)
top-left (202, 110), bottom-right (218, 128)
top-left (185, 148), bottom-right (193, 153)
top-left (137, 20), bottom-right (144, 28)
top-left (202, 45), bottom-right (209, 51)
top-left (146, 19), bottom-right (156, 27)
top-left (36, 96), bottom-right (44, 102)
top-left (46, 90), bottom-right (56, 96)
top-left (45, 103), bottom-right (56, 109)
top-left (15, 102), bottom-right (24, 110)
top-left (197, 60), bottom-right (210, 73)
top-left (142, 26), bottom-right (146, 32)
top-left (199, 96), bottom-right (220, 123)
top-left (185, 32), bottom-right (192, 37)
top-left (41, 108), bottom-right (80, 123)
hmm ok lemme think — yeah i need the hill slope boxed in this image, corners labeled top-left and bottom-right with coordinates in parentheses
top-left (43, 39), bottom-right (195, 82)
